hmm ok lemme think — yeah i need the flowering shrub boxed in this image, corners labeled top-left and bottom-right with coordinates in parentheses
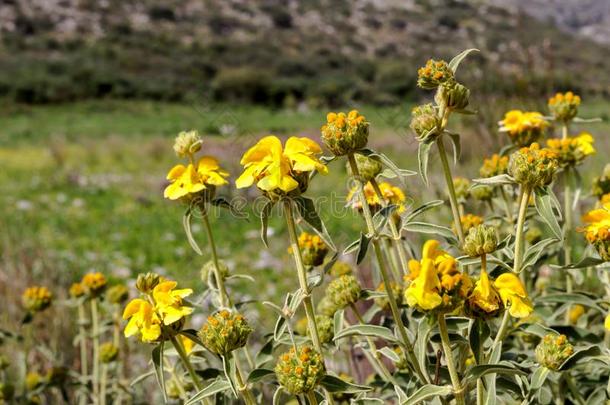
top-left (2, 48), bottom-right (609, 405)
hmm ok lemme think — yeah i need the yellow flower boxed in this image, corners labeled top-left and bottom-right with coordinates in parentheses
top-left (152, 281), bottom-right (194, 325)
top-left (479, 154), bottom-right (509, 178)
top-left (22, 286), bottom-right (53, 313)
top-left (468, 269), bottom-right (501, 314)
top-left (236, 135), bottom-right (327, 194)
top-left (568, 305), bottom-right (585, 325)
top-left (545, 132), bottom-right (595, 167)
top-left (548, 91), bottom-right (581, 122)
top-left (605, 313), bottom-right (610, 331)
top-left (405, 258), bottom-right (442, 310)
top-left (346, 181), bottom-right (406, 214)
top-left (493, 273), bottom-right (533, 318)
top-left (499, 110), bottom-right (548, 146)
top-left (123, 299), bottom-right (162, 342)
top-left (82, 272), bottom-right (107, 296)
top-left (180, 335), bottom-right (195, 355)
top-left (164, 156), bottom-right (229, 200)
top-left (459, 214), bottom-right (483, 234)
top-left (69, 282), bottom-right (85, 298)
top-left (580, 203), bottom-right (610, 260)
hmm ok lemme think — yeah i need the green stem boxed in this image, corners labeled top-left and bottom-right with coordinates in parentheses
top-left (490, 311), bottom-right (511, 355)
top-left (100, 364), bottom-right (107, 405)
top-left (77, 303), bottom-right (89, 405)
top-left (438, 314), bottom-right (465, 405)
top-left (350, 304), bottom-right (397, 384)
top-left (563, 168), bottom-right (573, 323)
top-left (347, 153), bottom-right (429, 385)
top-left (170, 335), bottom-right (211, 405)
top-left (91, 298), bottom-right (100, 404)
top-left (514, 187), bottom-right (531, 277)
top-left (233, 354), bottom-right (257, 405)
top-left (202, 209), bottom-right (231, 308)
top-left (370, 178), bottom-right (410, 276)
top-left (476, 256), bottom-right (487, 405)
top-left (564, 373), bottom-right (585, 405)
top-left (283, 199), bottom-right (335, 405)
top-left (437, 137), bottom-right (465, 246)
top-left (306, 390), bottom-right (319, 405)
top-left (499, 187), bottom-right (514, 225)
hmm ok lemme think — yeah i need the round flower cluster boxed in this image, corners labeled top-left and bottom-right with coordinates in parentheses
top-left (463, 224), bottom-right (498, 257)
top-left (317, 296), bottom-right (339, 317)
top-left (292, 232), bottom-right (328, 267)
top-left (417, 59), bottom-right (454, 90)
top-left (410, 103), bottom-right (440, 141)
top-left (325, 275), bottom-right (361, 309)
top-left (580, 203), bottom-right (610, 261)
top-left (499, 110), bottom-right (549, 147)
top-left (472, 185), bottom-right (493, 202)
top-left (69, 282), bottom-right (85, 299)
top-left (82, 272), bottom-right (108, 297)
top-left (329, 261), bottom-right (353, 277)
top-left (173, 130), bottom-right (203, 158)
top-left (508, 143), bottom-right (559, 189)
top-left (100, 342), bottom-right (119, 363)
top-left (453, 177), bottom-right (471, 201)
top-left (545, 132), bottom-right (595, 167)
top-left (479, 154), bottom-right (509, 178)
top-left (459, 214), bottom-right (484, 234)
top-left (107, 284), bottom-right (129, 305)
top-left (346, 181), bottom-right (406, 215)
top-left (22, 286), bottom-right (53, 314)
top-left (309, 315), bottom-right (334, 344)
top-left (275, 346), bottom-right (325, 394)
top-left (535, 334), bottom-right (574, 371)
top-left (548, 91), bottom-right (580, 123)
top-left (466, 269), bottom-right (533, 319)
top-left (347, 153), bottom-right (382, 182)
top-left (321, 110), bottom-right (369, 156)
top-left (404, 240), bottom-right (471, 313)
top-left (435, 80), bottom-right (470, 111)
top-left (374, 281), bottom-right (403, 310)
top-left (198, 310), bottom-right (252, 355)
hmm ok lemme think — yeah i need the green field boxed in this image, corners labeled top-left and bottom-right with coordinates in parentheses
top-left (1, 99), bottom-right (609, 328)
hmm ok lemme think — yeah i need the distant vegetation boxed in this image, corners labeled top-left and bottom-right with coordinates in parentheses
top-left (1, 0), bottom-right (609, 106)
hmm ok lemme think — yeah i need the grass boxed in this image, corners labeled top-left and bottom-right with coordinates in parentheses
top-left (1, 99), bottom-right (609, 330)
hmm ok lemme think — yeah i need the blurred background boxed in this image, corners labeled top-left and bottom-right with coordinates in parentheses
top-left (0, 0), bottom-right (609, 396)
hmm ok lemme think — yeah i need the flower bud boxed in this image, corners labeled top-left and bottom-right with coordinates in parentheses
top-left (329, 261), bottom-right (353, 277)
top-left (548, 91), bottom-right (580, 123)
top-left (321, 110), bottom-right (369, 156)
top-left (22, 286), bottom-right (52, 314)
top-left (417, 59), bottom-right (454, 90)
top-left (453, 177), bottom-right (471, 201)
top-left (136, 272), bottom-right (161, 294)
top-left (463, 225), bottom-right (498, 257)
top-left (309, 315), bottom-right (333, 344)
top-left (374, 281), bottom-right (403, 310)
top-left (410, 103), bottom-right (440, 141)
top-left (508, 143), bottom-right (559, 189)
top-left (25, 372), bottom-right (43, 391)
top-left (100, 342), bottom-right (119, 363)
top-left (198, 310), bottom-right (252, 355)
top-left (69, 283), bottom-right (85, 299)
top-left (546, 133), bottom-right (595, 168)
top-left (317, 296), bottom-right (339, 317)
top-left (82, 272), bottom-right (107, 297)
top-left (292, 232), bottom-right (328, 267)
top-left (173, 130), bottom-right (202, 158)
top-left (436, 81), bottom-right (470, 110)
top-left (107, 284), bottom-right (129, 305)
top-left (347, 153), bottom-right (382, 182)
top-left (200, 260), bottom-right (230, 283)
top-left (326, 275), bottom-right (361, 309)
top-left (275, 346), bottom-right (325, 394)
top-left (393, 347), bottom-right (408, 370)
top-left (535, 334), bottom-right (574, 371)
top-left (472, 185), bottom-right (493, 202)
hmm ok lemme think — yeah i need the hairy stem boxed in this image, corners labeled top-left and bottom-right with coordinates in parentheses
top-left (170, 335), bottom-right (211, 405)
top-left (514, 187), bottom-right (531, 278)
top-left (202, 209), bottom-right (231, 308)
top-left (91, 298), bottom-right (100, 404)
top-left (438, 314), bottom-right (465, 405)
top-left (437, 137), bottom-right (465, 246)
top-left (233, 354), bottom-right (257, 405)
top-left (347, 153), bottom-right (429, 384)
top-left (77, 303), bottom-right (89, 405)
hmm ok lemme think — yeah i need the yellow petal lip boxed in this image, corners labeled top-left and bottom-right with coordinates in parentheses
top-left (167, 164), bottom-right (186, 180)
top-left (122, 298), bottom-right (148, 320)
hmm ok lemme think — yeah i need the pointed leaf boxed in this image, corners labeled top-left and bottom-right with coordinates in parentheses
top-left (247, 368), bottom-right (276, 383)
top-left (418, 141), bottom-right (433, 187)
top-left (356, 232), bottom-right (371, 264)
top-left (185, 379), bottom-right (232, 404)
top-left (260, 201), bottom-right (274, 248)
top-left (448, 48), bottom-right (479, 73)
top-left (403, 222), bottom-right (455, 240)
top-left (404, 200), bottom-right (444, 224)
top-left (534, 187), bottom-right (562, 240)
top-left (152, 343), bottom-right (168, 403)
top-left (320, 374), bottom-right (372, 393)
top-left (183, 209), bottom-right (203, 255)
top-left (333, 324), bottom-right (398, 344)
top-left (463, 365), bottom-right (526, 386)
top-left (403, 384), bottom-right (452, 404)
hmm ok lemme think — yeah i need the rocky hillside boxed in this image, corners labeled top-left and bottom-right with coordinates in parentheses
top-left (1, 0), bottom-right (608, 104)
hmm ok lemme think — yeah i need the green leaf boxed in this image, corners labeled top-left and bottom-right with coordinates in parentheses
top-left (152, 343), bottom-right (167, 403)
top-left (246, 368), bottom-right (275, 383)
top-left (403, 200), bottom-right (444, 224)
top-left (360, 149), bottom-right (418, 181)
top-left (552, 256), bottom-right (607, 270)
top-left (179, 329), bottom-right (205, 347)
top-left (333, 324), bottom-right (398, 344)
top-left (559, 346), bottom-right (602, 370)
top-left (211, 197), bottom-right (247, 219)
top-left (185, 379), bottom-right (232, 405)
top-left (379, 347), bottom-right (400, 362)
top-left (183, 208), bottom-right (203, 255)
top-left (445, 131), bottom-right (461, 165)
top-left (255, 339), bottom-right (274, 367)
top-left (356, 232), bottom-right (371, 264)
top-left (469, 318), bottom-right (490, 364)
top-left (463, 365), bottom-right (526, 386)
top-left (333, 309), bottom-right (345, 347)
top-left (415, 317), bottom-right (434, 374)
top-left (417, 141), bottom-right (433, 187)
top-left (403, 222), bottom-right (455, 240)
top-left (472, 175), bottom-right (515, 186)
top-left (448, 48), bottom-right (479, 73)
top-left (522, 238), bottom-right (560, 269)
top-left (534, 187), bottom-right (563, 240)
top-left (402, 384), bottom-right (452, 404)
top-left (319, 374), bottom-right (372, 393)
top-left (536, 292), bottom-right (601, 310)
top-left (260, 200), bottom-right (274, 248)
top-left (272, 386), bottom-right (283, 405)
top-left (530, 366), bottom-right (550, 390)
top-left (130, 370), bottom-right (155, 387)
top-left (221, 354), bottom-right (238, 397)
top-left (573, 116), bottom-right (602, 123)
top-left (294, 196), bottom-right (336, 251)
